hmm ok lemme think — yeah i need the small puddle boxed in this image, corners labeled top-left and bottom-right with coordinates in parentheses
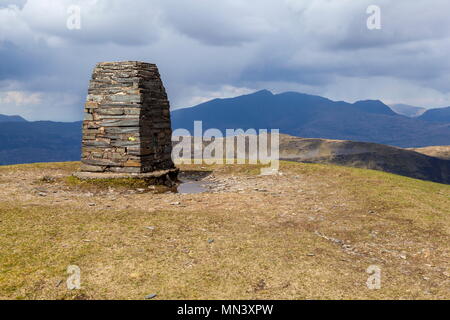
top-left (177, 180), bottom-right (213, 194)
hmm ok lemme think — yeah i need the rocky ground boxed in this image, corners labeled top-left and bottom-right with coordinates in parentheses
top-left (0, 161), bottom-right (449, 300)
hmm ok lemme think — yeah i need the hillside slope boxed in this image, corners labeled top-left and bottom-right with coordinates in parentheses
top-left (277, 135), bottom-right (450, 184)
top-left (0, 161), bottom-right (448, 299)
top-left (409, 146), bottom-right (450, 160)
top-left (179, 134), bottom-right (450, 184)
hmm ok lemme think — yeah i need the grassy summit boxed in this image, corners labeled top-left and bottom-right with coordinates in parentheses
top-left (0, 161), bottom-right (448, 300)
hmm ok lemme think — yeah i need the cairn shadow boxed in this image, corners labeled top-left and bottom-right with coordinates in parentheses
top-left (178, 170), bottom-right (213, 181)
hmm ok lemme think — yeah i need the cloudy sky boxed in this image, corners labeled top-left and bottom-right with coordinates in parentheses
top-left (1, 0), bottom-right (450, 121)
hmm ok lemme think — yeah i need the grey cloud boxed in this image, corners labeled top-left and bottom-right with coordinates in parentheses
top-left (1, 0), bottom-right (450, 121)
top-left (7, 0), bottom-right (163, 46)
top-left (156, 0), bottom-right (276, 46)
top-left (0, 0), bottom-right (26, 8)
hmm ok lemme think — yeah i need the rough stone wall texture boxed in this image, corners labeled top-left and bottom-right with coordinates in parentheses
top-left (80, 61), bottom-right (175, 174)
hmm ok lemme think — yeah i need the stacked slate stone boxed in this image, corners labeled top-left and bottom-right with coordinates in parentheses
top-left (81, 61), bottom-right (175, 174)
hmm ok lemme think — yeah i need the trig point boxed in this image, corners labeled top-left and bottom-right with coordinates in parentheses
top-left (75, 61), bottom-right (178, 183)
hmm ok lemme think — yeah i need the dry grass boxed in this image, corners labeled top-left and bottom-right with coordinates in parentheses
top-left (0, 161), bottom-right (448, 300)
top-left (410, 146), bottom-right (450, 160)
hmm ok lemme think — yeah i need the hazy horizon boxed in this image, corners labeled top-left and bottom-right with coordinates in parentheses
top-left (2, 88), bottom-right (448, 122)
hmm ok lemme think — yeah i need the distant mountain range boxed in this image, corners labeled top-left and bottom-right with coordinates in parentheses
top-left (0, 121), bottom-right (82, 165)
top-left (172, 90), bottom-right (450, 147)
top-left (1, 90), bottom-right (449, 166)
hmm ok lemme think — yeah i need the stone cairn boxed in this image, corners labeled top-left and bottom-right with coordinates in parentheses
top-left (76, 61), bottom-right (178, 183)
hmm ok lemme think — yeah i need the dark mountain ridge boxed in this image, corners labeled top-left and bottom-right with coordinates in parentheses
top-left (0, 121), bottom-right (82, 165)
top-left (172, 90), bottom-right (450, 148)
top-left (418, 106), bottom-right (450, 123)
top-left (0, 114), bottom-right (27, 123)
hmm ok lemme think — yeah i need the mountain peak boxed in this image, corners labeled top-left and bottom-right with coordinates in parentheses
top-left (0, 114), bottom-right (28, 123)
top-left (352, 100), bottom-right (397, 116)
top-left (354, 99), bottom-right (385, 105)
top-left (250, 89), bottom-right (273, 96)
